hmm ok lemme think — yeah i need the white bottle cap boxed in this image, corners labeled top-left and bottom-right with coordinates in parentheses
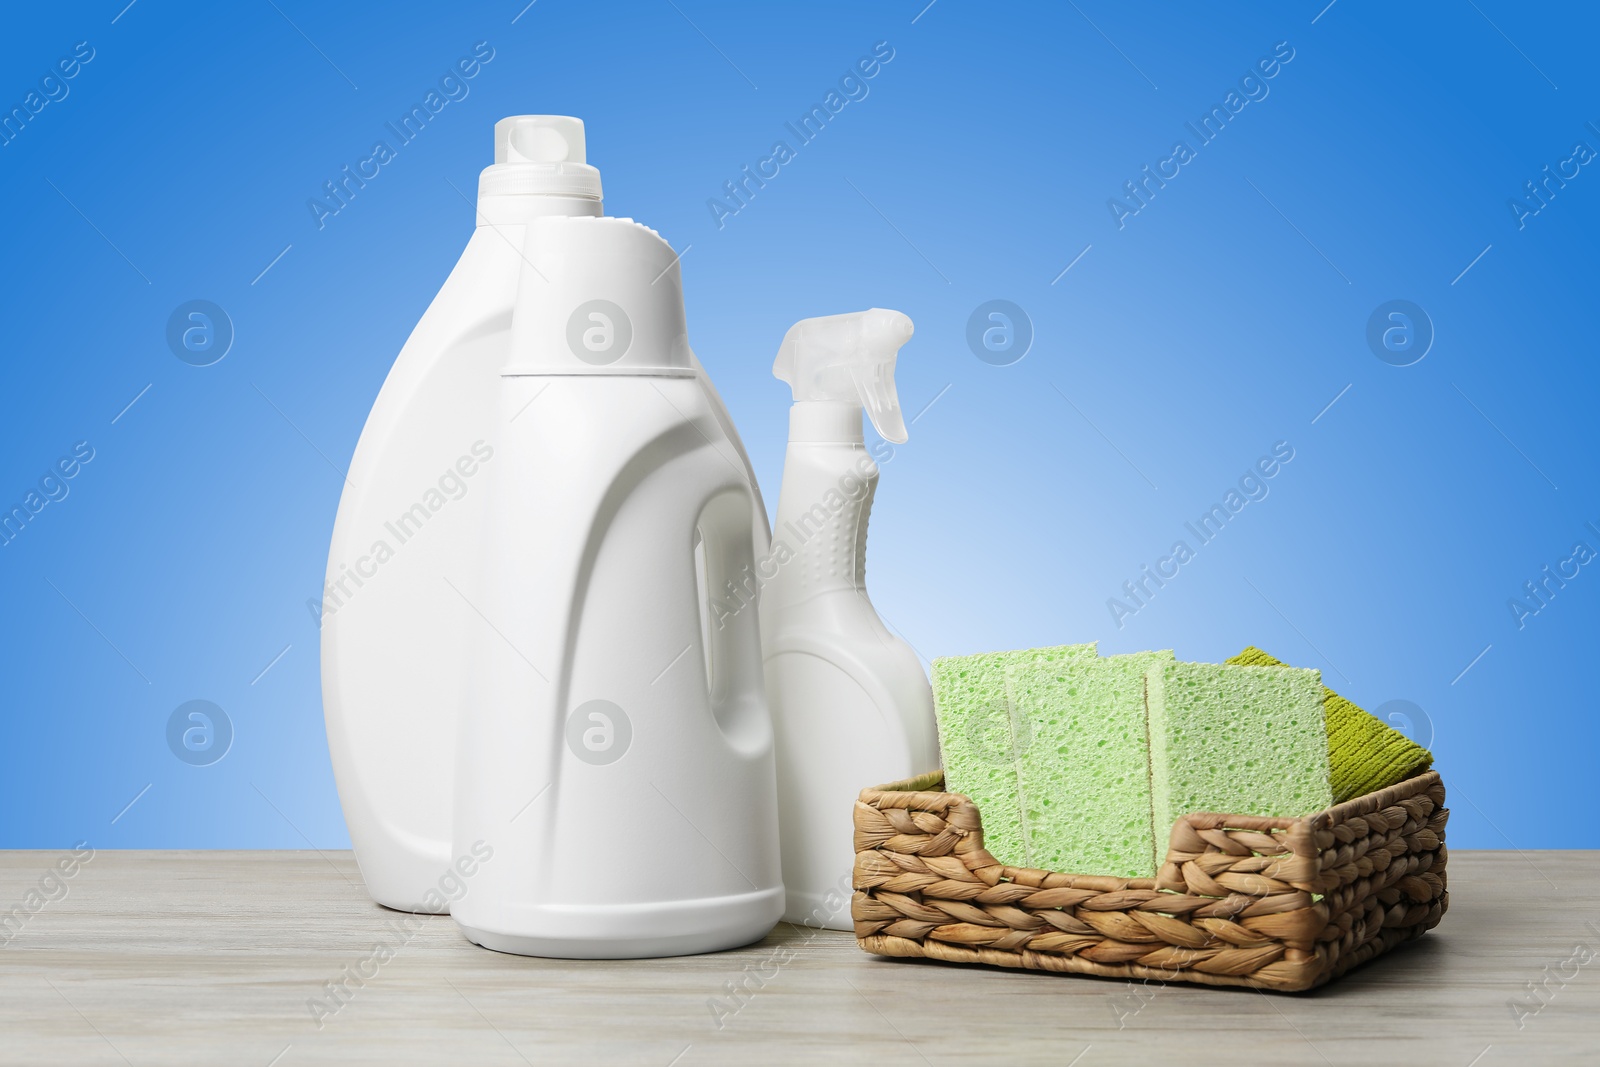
top-left (478, 115), bottom-right (603, 200)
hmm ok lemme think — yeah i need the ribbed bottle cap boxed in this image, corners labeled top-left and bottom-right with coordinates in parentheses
top-left (478, 115), bottom-right (603, 200)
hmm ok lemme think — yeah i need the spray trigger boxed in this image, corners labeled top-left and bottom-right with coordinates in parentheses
top-left (773, 308), bottom-right (913, 443)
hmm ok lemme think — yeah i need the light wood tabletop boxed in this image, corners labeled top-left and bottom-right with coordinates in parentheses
top-left (1, 849), bottom-right (1595, 1066)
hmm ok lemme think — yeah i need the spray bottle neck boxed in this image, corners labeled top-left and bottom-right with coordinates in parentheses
top-left (788, 401), bottom-right (864, 445)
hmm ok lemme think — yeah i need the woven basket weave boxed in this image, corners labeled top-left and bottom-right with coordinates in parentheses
top-left (852, 769), bottom-right (1448, 992)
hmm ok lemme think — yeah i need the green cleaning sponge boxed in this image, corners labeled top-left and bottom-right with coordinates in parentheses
top-left (1226, 646), bottom-right (1433, 802)
top-left (931, 643), bottom-right (1097, 867)
top-left (1015, 650), bottom-right (1173, 879)
top-left (1145, 659), bottom-right (1334, 839)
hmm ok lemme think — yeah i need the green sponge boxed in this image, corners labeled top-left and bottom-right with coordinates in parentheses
top-left (1015, 650), bottom-right (1173, 879)
top-left (1226, 646), bottom-right (1433, 802)
top-left (1145, 659), bottom-right (1334, 838)
top-left (936, 646), bottom-right (1340, 877)
top-left (932, 644), bottom-right (1097, 867)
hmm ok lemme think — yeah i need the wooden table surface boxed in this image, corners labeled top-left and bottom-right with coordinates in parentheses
top-left (1, 850), bottom-right (1595, 1066)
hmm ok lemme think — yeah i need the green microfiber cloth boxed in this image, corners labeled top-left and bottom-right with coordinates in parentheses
top-left (1226, 646), bottom-right (1433, 802)
top-left (1145, 660), bottom-right (1334, 838)
top-left (1015, 649), bottom-right (1173, 879)
top-left (932, 643), bottom-right (1098, 867)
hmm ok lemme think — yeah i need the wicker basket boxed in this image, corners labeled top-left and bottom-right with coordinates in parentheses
top-left (852, 769), bottom-right (1448, 992)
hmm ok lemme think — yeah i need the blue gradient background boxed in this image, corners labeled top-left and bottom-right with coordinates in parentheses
top-left (1, 1), bottom-right (1594, 851)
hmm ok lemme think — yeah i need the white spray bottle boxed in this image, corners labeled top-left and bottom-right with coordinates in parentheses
top-left (761, 309), bottom-right (940, 930)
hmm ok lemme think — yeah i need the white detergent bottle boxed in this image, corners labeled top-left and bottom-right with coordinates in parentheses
top-left (447, 208), bottom-right (783, 959)
top-left (321, 116), bottom-right (768, 913)
top-left (761, 309), bottom-right (940, 930)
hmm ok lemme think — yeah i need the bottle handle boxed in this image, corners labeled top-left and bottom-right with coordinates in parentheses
top-left (695, 487), bottom-right (769, 748)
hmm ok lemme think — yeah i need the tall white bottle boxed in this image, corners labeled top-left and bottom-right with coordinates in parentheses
top-left (320, 116), bottom-right (767, 913)
top-left (760, 309), bottom-right (941, 930)
top-left (449, 210), bottom-right (783, 959)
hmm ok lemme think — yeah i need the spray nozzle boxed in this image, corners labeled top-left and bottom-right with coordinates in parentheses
top-left (773, 308), bottom-right (912, 444)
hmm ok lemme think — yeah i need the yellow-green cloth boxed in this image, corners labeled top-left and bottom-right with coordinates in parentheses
top-left (1226, 646), bottom-right (1433, 803)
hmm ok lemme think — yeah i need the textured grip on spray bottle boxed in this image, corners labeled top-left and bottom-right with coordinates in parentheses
top-left (782, 462), bottom-right (877, 596)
